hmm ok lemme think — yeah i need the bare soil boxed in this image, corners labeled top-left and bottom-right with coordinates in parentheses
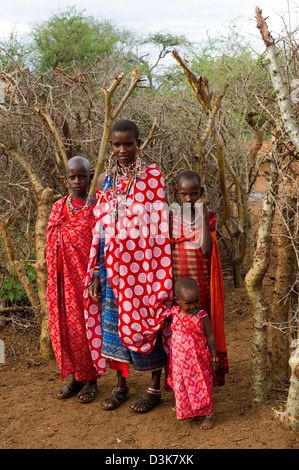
top-left (0, 159), bottom-right (298, 451)
top-left (1, 282), bottom-right (298, 451)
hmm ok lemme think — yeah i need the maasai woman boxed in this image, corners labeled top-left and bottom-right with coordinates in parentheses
top-left (84, 120), bottom-right (173, 413)
top-left (46, 156), bottom-right (105, 403)
top-left (170, 170), bottom-right (228, 386)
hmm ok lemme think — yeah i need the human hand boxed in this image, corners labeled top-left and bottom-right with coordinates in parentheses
top-left (210, 361), bottom-right (219, 373)
top-left (88, 276), bottom-right (101, 302)
top-left (195, 198), bottom-right (208, 218)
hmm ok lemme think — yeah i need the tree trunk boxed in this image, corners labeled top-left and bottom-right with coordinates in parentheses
top-left (268, 192), bottom-right (296, 388)
top-left (33, 188), bottom-right (58, 359)
top-left (255, 7), bottom-right (299, 152)
top-left (0, 220), bottom-right (41, 310)
top-left (0, 143), bottom-right (60, 359)
top-left (274, 322), bottom-right (299, 431)
top-left (245, 160), bottom-right (279, 403)
top-left (172, 49), bottom-right (247, 287)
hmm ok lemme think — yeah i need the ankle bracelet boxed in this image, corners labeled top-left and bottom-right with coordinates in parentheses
top-left (147, 387), bottom-right (161, 395)
top-left (115, 386), bottom-right (127, 392)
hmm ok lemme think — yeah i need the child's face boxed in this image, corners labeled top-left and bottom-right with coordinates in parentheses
top-left (110, 131), bottom-right (141, 166)
top-left (177, 288), bottom-right (200, 315)
top-left (66, 163), bottom-right (90, 197)
top-left (177, 178), bottom-right (202, 209)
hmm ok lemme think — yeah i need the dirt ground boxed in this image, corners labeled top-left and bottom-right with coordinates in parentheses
top-left (1, 283), bottom-right (298, 451)
top-left (0, 167), bottom-right (298, 451)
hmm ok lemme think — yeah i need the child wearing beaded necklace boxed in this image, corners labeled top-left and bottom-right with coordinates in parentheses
top-left (46, 156), bottom-right (99, 403)
top-left (169, 170), bottom-right (229, 388)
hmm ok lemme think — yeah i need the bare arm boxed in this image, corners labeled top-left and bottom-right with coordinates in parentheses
top-left (201, 315), bottom-right (219, 372)
top-left (196, 201), bottom-right (213, 255)
top-left (96, 172), bottom-right (106, 191)
top-left (88, 172), bottom-right (106, 301)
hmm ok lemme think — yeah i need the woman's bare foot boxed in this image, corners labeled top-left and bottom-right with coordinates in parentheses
top-left (200, 414), bottom-right (215, 430)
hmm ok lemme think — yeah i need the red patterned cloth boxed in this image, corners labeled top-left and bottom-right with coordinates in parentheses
top-left (167, 306), bottom-right (213, 420)
top-left (83, 164), bottom-right (173, 374)
top-left (46, 196), bottom-right (104, 381)
top-left (170, 211), bottom-right (228, 386)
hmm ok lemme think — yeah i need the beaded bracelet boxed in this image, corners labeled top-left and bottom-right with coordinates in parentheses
top-left (93, 263), bottom-right (100, 277)
top-left (210, 357), bottom-right (219, 363)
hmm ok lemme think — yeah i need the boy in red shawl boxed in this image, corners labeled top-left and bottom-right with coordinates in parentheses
top-left (46, 156), bottom-right (104, 402)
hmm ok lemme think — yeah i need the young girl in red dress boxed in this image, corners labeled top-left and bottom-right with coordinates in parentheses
top-left (167, 277), bottom-right (219, 429)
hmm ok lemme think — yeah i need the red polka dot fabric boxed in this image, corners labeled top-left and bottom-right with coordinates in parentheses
top-left (84, 165), bottom-right (173, 373)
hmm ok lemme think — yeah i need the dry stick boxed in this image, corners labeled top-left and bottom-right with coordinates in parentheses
top-left (181, 155), bottom-right (192, 170)
top-left (255, 7), bottom-right (299, 152)
top-left (164, 157), bottom-right (184, 182)
top-left (0, 307), bottom-right (34, 314)
top-left (0, 144), bottom-right (44, 193)
top-left (256, 7), bottom-right (299, 427)
top-left (33, 106), bottom-right (68, 169)
top-left (90, 68), bottom-right (145, 195)
top-left (140, 116), bottom-right (159, 151)
top-left (172, 49), bottom-right (232, 228)
top-left (192, 94), bottom-right (225, 178)
top-left (172, 48), bottom-right (249, 286)
top-left (0, 219), bottom-right (40, 310)
top-left (0, 142), bottom-right (57, 358)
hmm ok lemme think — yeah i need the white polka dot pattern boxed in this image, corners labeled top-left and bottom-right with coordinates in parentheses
top-left (84, 165), bottom-right (173, 366)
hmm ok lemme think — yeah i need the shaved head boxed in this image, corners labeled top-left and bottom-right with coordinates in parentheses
top-left (177, 170), bottom-right (201, 189)
top-left (174, 277), bottom-right (199, 299)
top-left (66, 156), bottom-right (90, 174)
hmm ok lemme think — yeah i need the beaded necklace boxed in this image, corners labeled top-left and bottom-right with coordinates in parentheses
top-left (179, 208), bottom-right (201, 234)
top-left (110, 152), bottom-right (145, 217)
top-left (66, 193), bottom-right (92, 218)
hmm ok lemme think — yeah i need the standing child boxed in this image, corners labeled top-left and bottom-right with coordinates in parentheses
top-left (170, 170), bottom-right (228, 386)
top-left (167, 277), bottom-right (219, 428)
top-left (46, 156), bottom-right (103, 402)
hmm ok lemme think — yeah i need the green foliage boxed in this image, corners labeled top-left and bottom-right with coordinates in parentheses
top-left (29, 5), bottom-right (128, 72)
top-left (0, 31), bottom-right (30, 71)
top-left (0, 264), bottom-right (37, 305)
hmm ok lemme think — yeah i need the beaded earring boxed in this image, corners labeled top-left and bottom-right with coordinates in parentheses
top-left (106, 153), bottom-right (115, 176)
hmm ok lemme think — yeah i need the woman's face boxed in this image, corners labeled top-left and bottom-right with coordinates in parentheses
top-left (110, 131), bottom-right (141, 166)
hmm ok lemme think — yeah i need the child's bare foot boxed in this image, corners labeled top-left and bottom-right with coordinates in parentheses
top-left (201, 414), bottom-right (214, 430)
